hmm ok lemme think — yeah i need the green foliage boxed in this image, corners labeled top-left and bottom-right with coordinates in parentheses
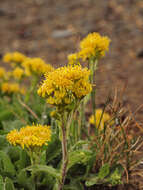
top-left (68, 150), bottom-right (92, 170)
top-left (0, 176), bottom-right (16, 190)
top-left (2, 120), bottom-right (24, 132)
top-left (0, 110), bottom-right (14, 121)
top-left (108, 168), bottom-right (122, 185)
top-left (98, 163), bottom-right (110, 179)
top-left (46, 134), bottom-right (61, 164)
top-left (0, 135), bottom-right (8, 150)
top-left (64, 179), bottom-right (84, 190)
top-left (85, 166), bottom-right (122, 187)
top-left (26, 165), bottom-right (61, 180)
top-left (0, 151), bottom-right (16, 177)
top-left (0, 175), bottom-right (4, 189)
top-left (5, 177), bottom-right (15, 190)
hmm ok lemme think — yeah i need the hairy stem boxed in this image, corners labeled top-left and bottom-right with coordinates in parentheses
top-left (90, 59), bottom-right (98, 131)
top-left (58, 115), bottom-right (68, 190)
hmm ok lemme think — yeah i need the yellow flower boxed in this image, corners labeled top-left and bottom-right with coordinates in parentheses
top-left (12, 52), bottom-right (26, 63)
top-left (79, 32), bottom-right (111, 60)
top-left (68, 53), bottom-right (80, 65)
top-left (38, 65), bottom-right (92, 107)
top-left (3, 52), bottom-right (26, 64)
top-left (7, 71), bottom-right (12, 79)
top-left (89, 109), bottom-right (111, 130)
top-left (6, 124), bottom-right (51, 149)
top-left (0, 67), bottom-right (6, 78)
top-left (1, 82), bottom-right (24, 95)
top-left (3, 53), bottom-right (12, 63)
top-left (22, 58), bottom-right (54, 76)
top-left (6, 129), bottom-right (21, 146)
top-left (50, 110), bottom-right (57, 117)
top-left (12, 67), bottom-right (24, 80)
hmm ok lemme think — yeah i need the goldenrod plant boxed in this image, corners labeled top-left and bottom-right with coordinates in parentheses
top-left (68, 33), bottom-right (111, 131)
top-left (0, 33), bottom-right (142, 190)
top-left (38, 64), bottom-right (92, 190)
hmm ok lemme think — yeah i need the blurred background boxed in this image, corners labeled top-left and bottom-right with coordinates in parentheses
top-left (0, 0), bottom-right (143, 120)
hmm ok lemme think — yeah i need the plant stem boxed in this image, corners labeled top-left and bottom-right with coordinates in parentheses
top-left (28, 148), bottom-right (41, 190)
top-left (90, 59), bottom-right (98, 130)
top-left (79, 100), bottom-right (85, 135)
top-left (25, 75), bottom-right (38, 103)
top-left (58, 115), bottom-right (68, 190)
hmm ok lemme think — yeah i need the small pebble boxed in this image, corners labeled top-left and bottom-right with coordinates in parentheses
top-left (51, 29), bottom-right (73, 38)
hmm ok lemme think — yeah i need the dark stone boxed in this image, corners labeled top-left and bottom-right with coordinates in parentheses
top-left (137, 50), bottom-right (143, 58)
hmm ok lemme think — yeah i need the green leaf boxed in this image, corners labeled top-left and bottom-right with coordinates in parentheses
top-left (26, 165), bottom-right (60, 179)
top-left (7, 147), bottom-right (20, 163)
top-left (85, 167), bottom-right (122, 187)
top-left (0, 151), bottom-right (15, 176)
top-left (64, 179), bottom-right (84, 190)
top-left (2, 120), bottom-right (23, 132)
top-left (17, 170), bottom-right (29, 187)
top-left (46, 135), bottom-right (61, 163)
top-left (40, 150), bottom-right (46, 165)
top-left (0, 110), bottom-right (13, 121)
top-left (0, 135), bottom-right (8, 150)
top-left (5, 177), bottom-right (15, 190)
top-left (15, 149), bottom-right (29, 170)
top-left (68, 150), bottom-right (92, 170)
top-left (85, 175), bottom-right (100, 186)
top-left (17, 169), bottom-right (36, 190)
top-left (107, 168), bottom-right (122, 185)
top-left (0, 175), bottom-right (4, 190)
top-left (71, 140), bottom-right (89, 150)
top-left (85, 163), bottom-right (110, 186)
top-left (0, 130), bottom-right (8, 135)
top-left (53, 182), bottom-right (59, 190)
top-left (41, 173), bottom-right (55, 188)
top-left (98, 163), bottom-right (110, 179)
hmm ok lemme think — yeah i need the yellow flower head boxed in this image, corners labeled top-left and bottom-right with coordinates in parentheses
top-left (12, 67), bottom-right (24, 80)
top-left (0, 67), bottom-right (6, 78)
top-left (89, 109), bottom-right (111, 130)
top-left (68, 53), bottom-right (80, 65)
top-left (3, 52), bottom-right (26, 64)
top-left (6, 129), bottom-right (21, 146)
top-left (50, 110), bottom-right (57, 117)
top-left (6, 124), bottom-right (51, 149)
top-left (22, 58), bottom-right (54, 76)
top-left (79, 32), bottom-right (111, 60)
top-left (1, 82), bottom-right (23, 95)
top-left (38, 65), bottom-right (92, 106)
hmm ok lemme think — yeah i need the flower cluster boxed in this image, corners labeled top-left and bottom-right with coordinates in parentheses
top-left (79, 32), bottom-right (110, 60)
top-left (0, 67), bottom-right (6, 79)
top-left (1, 52), bottom-right (54, 96)
top-left (3, 52), bottom-right (54, 77)
top-left (68, 53), bottom-right (80, 65)
top-left (89, 109), bottom-right (111, 130)
top-left (1, 82), bottom-right (25, 95)
top-left (22, 58), bottom-right (54, 76)
top-left (68, 32), bottom-right (110, 64)
top-left (12, 67), bottom-right (24, 80)
top-left (6, 124), bottom-right (51, 149)
top-left (3, 52), bottom-right (26, 64)
top-left (38, 65), bottom-right (92, 106)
